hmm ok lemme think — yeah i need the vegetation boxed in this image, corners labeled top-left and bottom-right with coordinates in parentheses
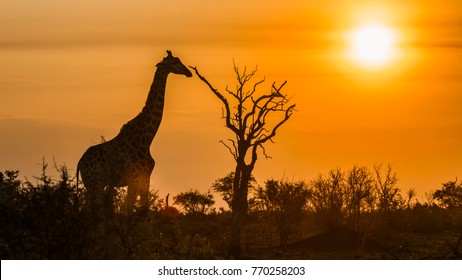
top-left (1, 161), bottom-right (461, 259)
top-left (434, 179), bottom-right (462, 209)
top-left (210, 172), bottom-right (257, 212)
top-left (173, 188), bottom-right (214, 215)
top-left (254, 180), bottom-right (310, 249)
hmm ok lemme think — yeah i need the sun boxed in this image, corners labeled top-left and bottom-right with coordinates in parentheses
top-left (347, 24), bottom-right (398, 69)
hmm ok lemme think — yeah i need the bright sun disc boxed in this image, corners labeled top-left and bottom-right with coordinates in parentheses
top-left (348, 24), bottom-right (397, 69)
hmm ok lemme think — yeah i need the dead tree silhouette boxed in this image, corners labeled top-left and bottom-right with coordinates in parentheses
top-left (191, 63), bottom-right (295, 255)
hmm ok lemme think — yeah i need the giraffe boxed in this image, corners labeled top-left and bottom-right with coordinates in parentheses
top-left (76, 50), bottom-right (192, 211)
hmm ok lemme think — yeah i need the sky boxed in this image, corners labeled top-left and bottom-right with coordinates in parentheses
top-left (1, 0), bottom-right (461, 205)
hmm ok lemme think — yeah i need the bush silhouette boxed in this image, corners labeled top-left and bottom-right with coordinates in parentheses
top-left (1, 162), bottom-right (460, 259)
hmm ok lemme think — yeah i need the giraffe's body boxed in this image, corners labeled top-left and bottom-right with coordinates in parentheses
top-left (77, 51), bottom-right (192, 208)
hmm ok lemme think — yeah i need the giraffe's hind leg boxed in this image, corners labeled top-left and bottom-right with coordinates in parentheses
top-left (84, 183), bottom-right (104, 216)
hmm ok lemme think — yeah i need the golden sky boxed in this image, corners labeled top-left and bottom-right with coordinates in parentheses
top-left (1, 0), bottom-right (461, 202)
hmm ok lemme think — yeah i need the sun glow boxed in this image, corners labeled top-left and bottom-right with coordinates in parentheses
top-left (347, 24), bottom-right (399, 70)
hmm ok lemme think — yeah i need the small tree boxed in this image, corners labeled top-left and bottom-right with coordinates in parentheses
top-left (434, 179), bottom-right (462, 209)
top-left (308, 168), bottom-right (345, 228)
top-left (373, 164), bottom-right (401, 213)
top-left (210, 172), bottom-right (256, 211)
top-left (191, 64), bottom-right (295, 254)
top-left (173, 188), bottom-right (215, 215)
top-left (0, 170), bottom-right (22, 259)
top-left (345, 165), bottom-right (375, 231)
top-left (255, 180), bottom-right (309, 249)
top-left (434, 179), bottom-right (462, 247)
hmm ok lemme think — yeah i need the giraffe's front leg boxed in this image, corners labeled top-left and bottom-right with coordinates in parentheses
top-left (126, 184), bottom-right (137, 213)
top-left (139, 157), bottom-right (155, 211)
top-left (126, 164), bottom-right (153, 213)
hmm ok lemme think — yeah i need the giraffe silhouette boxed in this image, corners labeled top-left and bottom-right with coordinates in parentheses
top-left (76, 50), bottom-right (192, 211)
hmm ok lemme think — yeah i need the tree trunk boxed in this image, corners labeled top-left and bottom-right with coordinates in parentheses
top-left (229, 165), bottom-right (252, 256)
top-left (230, 204), bottom-right (245, 255)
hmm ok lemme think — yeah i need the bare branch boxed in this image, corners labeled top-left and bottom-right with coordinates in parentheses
top-left (246, 81), bottom-right (291, 141)
top-left (219, 139), bottom-right (238, 160)
top-left (193, 64), bottom-right (295, 166)
top-left (259, 143), bottom-right (273, 160)
top-left (272, 81), bottom-right (287, 97)
top-left (254, 103), bottom-right (296, 146)
top-left (190, 66), bottom-right (240, 135)
top-left (226, 85), bottom-right (240, 100)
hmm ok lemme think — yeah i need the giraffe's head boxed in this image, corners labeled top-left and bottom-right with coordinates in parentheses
top-left (156, 50), bottom-right (193, 77)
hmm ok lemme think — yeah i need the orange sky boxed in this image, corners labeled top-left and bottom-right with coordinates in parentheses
top-left (1, 0), bottom-right (461, 204)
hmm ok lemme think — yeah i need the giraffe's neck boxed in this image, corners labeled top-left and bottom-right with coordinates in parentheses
top-left (141, 67), bottom-right (170, 141)
top-left (121, 67), bottom-right (169, 148)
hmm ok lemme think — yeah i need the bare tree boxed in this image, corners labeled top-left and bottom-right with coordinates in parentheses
top-left (345, 165), bottom-right (375, 232)
top-left (309, 168), bottom-right (346, 228)
top-left (373, 163), bottom-right (401, 213)
top-left (191, 64), bottom-right (296, 255)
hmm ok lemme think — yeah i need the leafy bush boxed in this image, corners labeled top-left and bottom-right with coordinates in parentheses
top-left (0, 162), bottom-right (223, 259)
